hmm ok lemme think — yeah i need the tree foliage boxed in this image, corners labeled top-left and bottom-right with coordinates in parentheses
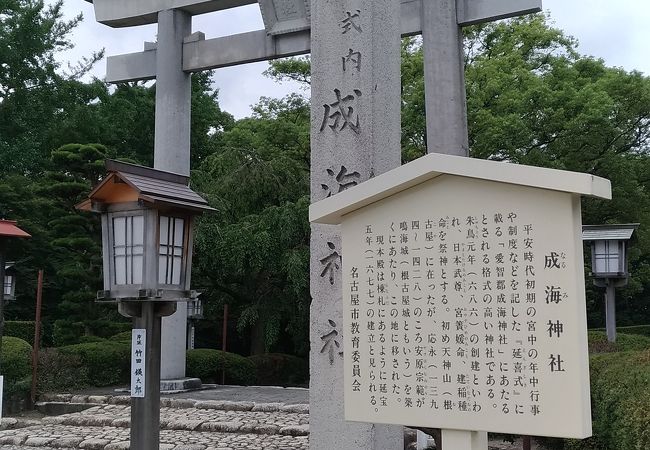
top-left (192, 94), bottom-right (311, 355)
top-left (1, 6), bottom-right (649, 355)
top-left (267, 14), bottom-right (650, 327)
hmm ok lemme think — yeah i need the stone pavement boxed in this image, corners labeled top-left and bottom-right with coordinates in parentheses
top-left (0, 387), bottom-right (540, 449)
top-left (0, 389), bottom-right (310, 450)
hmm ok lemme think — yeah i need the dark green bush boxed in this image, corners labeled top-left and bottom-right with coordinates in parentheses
top-left (539, 347), bottom-right (650, 450)
top-left (53, 320), bottom-right (131, 346)
top-left (88, 320), bottom-right (131, 339)
top-left (1, 337), bottom-right (33, 400)
top-left (78, 335), bottom-right (106, 344)
top-left (186, 349), bottom-right (255, 385)
top-left (109, 331), bottom-right (132, 342)
top-left (616, 325), bottom-right (650, 338)
top-left (1, 337), bottom-right (32, 383)
top-left (588, 331), bottom-right (650, 354)
top-left (247, 353), bottom-right (308, 386)
top-left (58, 341), bottom-right (130, 387)
top-left (52, 320), bottom-right (85, 347)
top-left (4, 321), bottom-right (36, 345)
top-left (37, 348), bottom-right (89, 394)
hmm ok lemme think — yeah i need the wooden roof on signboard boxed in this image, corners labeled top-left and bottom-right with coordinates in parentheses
top-left (0, 220), bottom-right (31, 239)
top-left (310, 153), bottom-right (612, 225)
top-left (78, 160), bottom-right (214, 213)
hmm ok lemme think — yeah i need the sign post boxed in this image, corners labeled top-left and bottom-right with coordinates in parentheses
top-left (311, 154), bottom-right (611, 447)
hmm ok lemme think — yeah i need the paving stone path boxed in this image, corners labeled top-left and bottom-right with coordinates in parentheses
top-left (0, 392), bottom-right (539, 449)
top-left (0, 394), bottom-right (310, 450)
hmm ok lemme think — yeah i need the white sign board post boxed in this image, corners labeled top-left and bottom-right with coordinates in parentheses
top-left (310, 153), bottom-right (612, 448)
top-left (131, 329), bottom-right (146, 398)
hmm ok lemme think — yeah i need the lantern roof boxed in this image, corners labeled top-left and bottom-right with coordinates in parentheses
top-left (310, 153), bottom-right (612, 225)
top-left (582, 224), bottom-right (639, 242)
top-left (78, 160), bottom-right (214, 213)
top-left (0, 220), bottom-right (31, 239)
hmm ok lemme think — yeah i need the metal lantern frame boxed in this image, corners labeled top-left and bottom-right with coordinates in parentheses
top-left (582, 224), bottom-right (639, 283)
top-left (77, 160), bottom-right (214, 303)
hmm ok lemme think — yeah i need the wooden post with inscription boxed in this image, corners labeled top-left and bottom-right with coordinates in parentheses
top-left (311, 154), bottom-right (612, 450)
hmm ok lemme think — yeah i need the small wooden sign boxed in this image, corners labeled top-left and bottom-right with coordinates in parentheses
top-left (131, 329), bottom-right (146, 398)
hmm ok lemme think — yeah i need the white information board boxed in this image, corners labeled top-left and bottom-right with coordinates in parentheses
top-left (341, 175), bottom-right (592, 438)
top-left (131, 329), bottom-right (146, 398)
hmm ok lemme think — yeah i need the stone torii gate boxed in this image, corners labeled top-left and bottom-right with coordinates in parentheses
top-left (86, 1), bottom-right (541, 448)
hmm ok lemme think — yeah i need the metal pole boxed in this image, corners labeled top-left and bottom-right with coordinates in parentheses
top-left (605, 281), bottom-right (617, 343)
top-left (523, 435), bottom-right (531, 450)
top-left (0, 240), bottom-right (6, 374)
top-left (30, 270), bottom-right (44, 404)
top-left (221, 303), bottom-right (228, 385)
top-left (131, 302), bottom-right (163, 450)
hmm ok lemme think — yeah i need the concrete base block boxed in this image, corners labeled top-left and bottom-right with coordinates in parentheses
top-left (160, 377), bottom-right (202, 392)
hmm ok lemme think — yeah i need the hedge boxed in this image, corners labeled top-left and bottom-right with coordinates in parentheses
top-left (186, 349), bottom-right (256, 385)
top-left (58, 341), bottom-right (131, 387)
top-left (590, 325), bottom-right (650, 338)
top-left (247, 353), bottom-right (308, 386)
top-left (538, 334), bottom-right (650, 450)
top-left (587, 330), bottom-right (650, 354)
top-left (109, 331), bottom-right (132, 342)
top-left (53, 320), bottom-right (131, 346)
top-left (37, 348), bottom-right (89, 394)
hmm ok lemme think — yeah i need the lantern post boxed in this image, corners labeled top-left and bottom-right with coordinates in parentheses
top-left (582, 224), bottom-right (639, 342)
top-left (77, 160), bottom-right (213, 449)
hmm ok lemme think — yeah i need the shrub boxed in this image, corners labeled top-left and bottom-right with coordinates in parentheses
top-left (58, 341), bottom-right (130, 387)
top-left (186, 349), bottom-right (255, 385)
top-left (539, 348), bottom-right (650, 450)
top-left (109, 331), bottom-right (132, 342)
top-left (616, 325), bottom-right (650, 338)
top-left (1, 337), bottom-right (33, 400)
top-left (590, 325), bottom-right (650, 338)
top-left (588, 331), bottom-right (650, 354)
top-left (36, 348), bottom-right (89, 394)
top-left (1, 337), bottom-right (32, 383)
top-left (4, 321), bottom-right (36, 345)
top-left (52, 320), bottom-right (85, 347)
top-left (88, 320), bottom-right (131, 339)
top-left (78, 335), bottom-right (106, 344)
top-left (247, 353), bottom-right (308, 386)
top-left (52, 320), bottom-right (131, 346)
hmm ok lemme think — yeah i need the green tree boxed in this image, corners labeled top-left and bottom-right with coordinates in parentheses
top-left (192, 94), bottom-right (311, 355)
top-left (267, 14), bottom-right (650, 327)
top-left (0, 0), bottom-right (103, 175)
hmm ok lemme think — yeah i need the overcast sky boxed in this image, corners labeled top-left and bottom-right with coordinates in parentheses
top-left (53, 0), bottom-right (650, 119)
